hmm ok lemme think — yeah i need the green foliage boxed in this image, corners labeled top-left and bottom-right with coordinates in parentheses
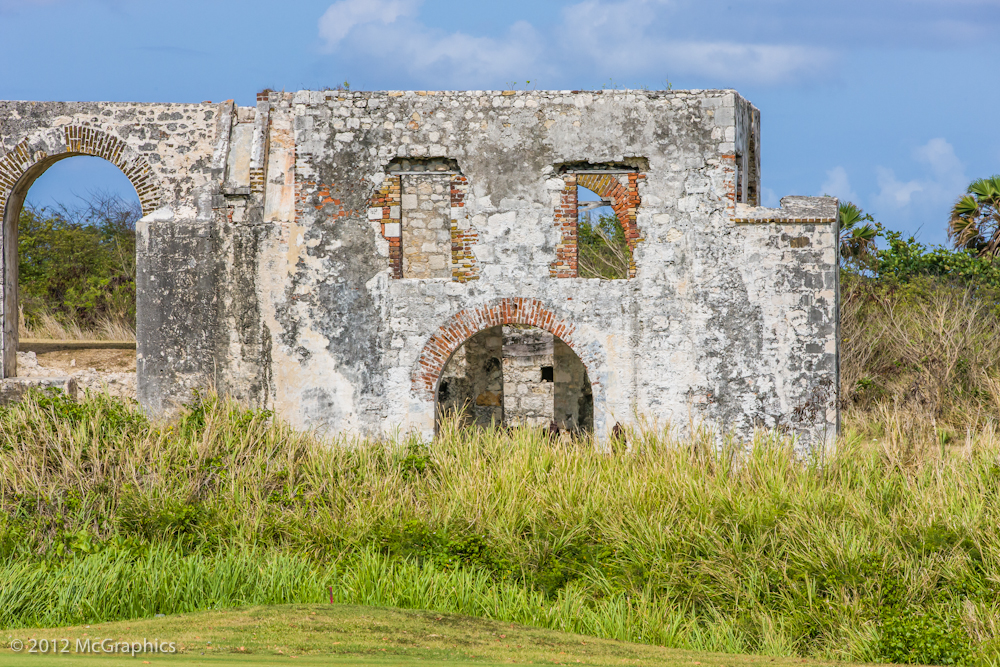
top-left (3, 392), bottom-right (1000, 663)
top-left (839, 202), bottom-right (879, 266)
top-left (578, 212), bottom-right (631, 279)
top-left (879, 610), bottom-right (970, 665)
top-left (840, 207), bottom-right (1000, 424)
top-left (837, 199), bottom-right (1000, 290)
top-left (948, 175), bottom-right (1000, 257)
top-left (17, 194), bottom-right (137, 333)
top-left (875, 229), bottom-right (1000, 293)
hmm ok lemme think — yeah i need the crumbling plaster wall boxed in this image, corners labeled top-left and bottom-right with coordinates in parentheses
top-left (0, 88), bottom-right (839, 448)
top-left (260, 88), bottom-right (838, 447)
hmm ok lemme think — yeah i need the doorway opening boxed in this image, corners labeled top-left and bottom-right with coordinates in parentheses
top-left (10, 155), bottom-right (139, 399)
top-left (436, 324), bottom-right (593, 433)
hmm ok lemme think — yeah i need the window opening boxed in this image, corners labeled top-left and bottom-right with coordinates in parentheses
top-left (379, 158), bottom-right (472, 280)
top-left (400, 173), bottom-right (452, 278)
top-left (735, 155), bottom-right (743, 204)
top-left (436, 324), bottom-right (592, 433)
top-left (577, 184), bottom-right (631, 279)
top-left (550, 162), bottom-right (644, 280)
top-left (746, 124), bottom-right (759, 206)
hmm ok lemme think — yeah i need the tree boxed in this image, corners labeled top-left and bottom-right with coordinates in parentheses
top-left (839, 201), bottom-right (879, 267)
top-left (948, 175), bottom-right (1000, 258)
top-left (18, 191), bottom-right (139, 333)
top-left (577, 212), bottom-right (631, 280)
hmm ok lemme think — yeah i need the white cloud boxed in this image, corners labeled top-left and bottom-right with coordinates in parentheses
top-left (873, 138), bottom-right (967, 212)
top-left (316, 0), bottom-right (835, 87)
top-left (819, 166), bottom-right (859, 203)
top-left (914, 137), bottom-right (965, 184)
top-left (874, 167), bottom-right (924, 208)
top-left (560, 0), bottom-right (834, 85)
top-left (338, 17), bottom-right (546, 85)
top-left (318, 0), bottom-right (419, 52)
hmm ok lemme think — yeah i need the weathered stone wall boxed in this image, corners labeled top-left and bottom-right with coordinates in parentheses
top-left (501, 325), bottom-right (555, 427)
top-left (554, 338), bottom-right (590, 431)
top-left (0, 100), bottom-right (228, 412)
top-left (401, 173), bottom-right (451, 278)
top-left (0, 88), bottom-right (839, 449)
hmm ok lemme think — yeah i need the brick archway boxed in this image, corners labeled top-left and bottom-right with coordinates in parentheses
top-left (412, 297), bottom-right (603, 403)
top-left (0, 125), bottom-right (162, 217)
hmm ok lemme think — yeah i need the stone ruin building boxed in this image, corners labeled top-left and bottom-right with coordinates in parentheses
top-left (0, 89), bottom-right (839, 446)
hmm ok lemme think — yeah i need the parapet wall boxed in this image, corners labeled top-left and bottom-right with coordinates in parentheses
top-left (0, 89), bottom-right (839, 447)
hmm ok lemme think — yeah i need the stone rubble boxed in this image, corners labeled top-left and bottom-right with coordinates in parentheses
top-left (16, 351), bottom-right (137, 401)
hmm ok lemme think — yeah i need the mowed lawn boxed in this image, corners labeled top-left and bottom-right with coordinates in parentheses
top-left (3, 604), bottom-right (844, 666)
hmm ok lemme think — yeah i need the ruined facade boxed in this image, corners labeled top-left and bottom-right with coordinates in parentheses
top-left (0, 89), bottom-right (839, 446)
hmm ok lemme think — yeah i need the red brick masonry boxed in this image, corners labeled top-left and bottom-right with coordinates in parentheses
top-left (0, 125), bottom-right (161, 216)
top-left (412, 297), bottom-right (581, 400)
top-left (551, 171), bottom-right (645, 279)
top-left (371, 175), bottom-right (402, 278)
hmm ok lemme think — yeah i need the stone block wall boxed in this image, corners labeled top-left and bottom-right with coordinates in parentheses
top-left (501, 325), bottom-right (555, 427)
top-left (401, 174), bottom-right (451, 278)
top-left (0, 88), bottom-right (840, 450)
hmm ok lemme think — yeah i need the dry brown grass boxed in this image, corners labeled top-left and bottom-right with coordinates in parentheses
top-left (841, 275), bottom-right (1000, 429)
top-left (17, 307), bottom-right (134, 342)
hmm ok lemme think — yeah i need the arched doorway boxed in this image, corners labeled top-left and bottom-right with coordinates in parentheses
top-left (436, 324), bottom-right (593, 433)
top-left (0, 126), bottom-right (159, 381)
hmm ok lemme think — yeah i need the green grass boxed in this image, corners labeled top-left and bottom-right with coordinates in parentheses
top-left (2, 390), bottom-right (1000, 664)
top-left (1, 603), bottom-right (848, 666)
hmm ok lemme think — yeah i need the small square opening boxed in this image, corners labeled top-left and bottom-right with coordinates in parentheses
top-left (541, 366), bottom-right (554, 382)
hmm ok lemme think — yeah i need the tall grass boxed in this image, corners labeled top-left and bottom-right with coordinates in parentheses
top-left (17, 306), bottom-right (135, 342)
top-left (841, 274), bottom-right (1000, 431)
top-left (2, 391), bottom-right (1000, 663)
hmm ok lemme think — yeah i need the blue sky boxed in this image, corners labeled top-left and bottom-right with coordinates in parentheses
top-left (3, 0), bottom-right (999, 246)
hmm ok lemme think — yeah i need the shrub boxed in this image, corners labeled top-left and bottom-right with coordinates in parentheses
top-left (17, 195), bottom-right (137, 339)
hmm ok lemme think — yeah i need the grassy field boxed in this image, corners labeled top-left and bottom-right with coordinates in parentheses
top-left (2, 603), bottom-right (848, 666)
top-left (2, 391), bottom-right (1000, 665)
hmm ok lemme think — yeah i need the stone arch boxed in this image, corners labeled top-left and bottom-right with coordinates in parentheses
top-left (412, 297), bottom-right (608, 432)
top-left (0, 124), bottom-right (163, 377)
top-left (0, 125), bottom-right (162, 216)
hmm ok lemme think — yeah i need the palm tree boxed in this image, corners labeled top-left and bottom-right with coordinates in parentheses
top-left (948, 175), bottom-right (1000, 257)
top-left (839, 201), bottom-right (878, 266)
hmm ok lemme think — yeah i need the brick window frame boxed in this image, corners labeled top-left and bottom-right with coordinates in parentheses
top-left (449, 174), bottom-right (478, 282)
top-left (549, 170), bottom-right (645, 279)
top-left (368, 169), bottom-right (478, 281)
top-left (369, 174), bottom-right (403, 278)
top-left (412, 297), bottom-right (595, 401)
